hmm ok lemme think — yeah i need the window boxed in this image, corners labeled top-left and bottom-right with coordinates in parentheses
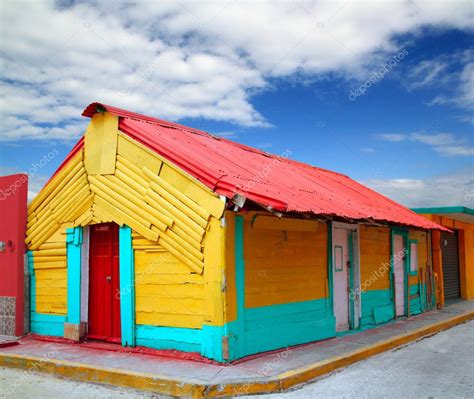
top-left (334, 245), bottom-right (343, 272)
top-left (409, 240), bottom-right (418, 275)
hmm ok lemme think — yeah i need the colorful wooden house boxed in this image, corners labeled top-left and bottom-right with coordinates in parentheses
top-left (26, 102), bottom-right (445, 362)
top-left (413, 207), bottom-right (474, 307)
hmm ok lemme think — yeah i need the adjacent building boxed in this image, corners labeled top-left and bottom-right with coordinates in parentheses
top-left (413, 207), bottom-right (474, 307)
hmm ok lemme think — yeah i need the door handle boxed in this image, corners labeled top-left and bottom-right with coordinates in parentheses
top-left (106, 276), bottom-right (111, 283)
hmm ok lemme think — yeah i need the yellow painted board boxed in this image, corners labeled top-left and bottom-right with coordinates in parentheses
top-left (158, 234), bottom-right (204, 274)
top-left (203, 216), bottom-right (226, 325)
top-left (144, 167), bottom-right (210, 225)
top-left (145, 191), bottom-right (204, 243)
top-left (115, 169), bottom-right (147, 196)
top-left (49, 168), bottom-right (87, 210)
top-left (134, 273), bottom-right (203, 285)
top-left (119, 131), bottom-right (223, 218)
top-left (33, 255), bottom-right (66, 263)
top-left (148, 181), bottom-right (207, 231)
top-left (135, 284), bottom-right (203, 299)
top-left (35, 268), bottom-right (67, 280)
top-left (89, 181), bottom-right (150, 229)
top-left (32, 248), bottom-right (66, 257)
top-left (84, 112), bottom-right (118, 175)
top-left (58, 192), bottom-right (94, 224)
top-left (252, 216), bottom-right (320, 232)
top-left (37, 242), bottom-right (65, 251)
top-left (92, 195), bottom-right (159, 242)
top-left (105, 174), bottom-right (173, 227)
top-left (29, 222), bottom-right (61, 250)
top-left (135, 297), bottom-right (204, 315)
top-left (135, 312), bottom-right (203, 329)
top-left (33, 261), bottom-right (67, 270)
top-left (28, 150), bottom-right (83, 213)
top-left (158, 236), bottom-right (203, 274)
top-left (117, 133), bottom-right (163, 174)
top-left (159, 162), bottom-right (224, 218)
top-left (135, 251), bottom-right (202, 278)
top-left (165, 230), bottom-right (204, 261)
top-left (90, 176), bottom-right (164, 231)
top-left (74, 208), bottom-right (94, 227)
top-left (116, 155), bottom-right (149, 186)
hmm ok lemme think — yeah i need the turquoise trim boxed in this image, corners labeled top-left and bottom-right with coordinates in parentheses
top-left (66, 227), bottom-right (82, 324)
top-left (119, 225), bottom-right (135, 347)
top-left (412, 206), bottom-right (474, 216)
top-left (361, 289), bottom-right (394, 326)
top-left (409, 284), bottom-right (423, 315)
top-left (234, 215), bottom-right (245, 359)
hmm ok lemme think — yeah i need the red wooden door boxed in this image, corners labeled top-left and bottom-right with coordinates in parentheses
top-left (88, 223), bottom-right (121, 342)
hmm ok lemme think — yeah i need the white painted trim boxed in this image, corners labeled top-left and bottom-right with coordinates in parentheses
top-left (80, 226), bottom-right (90, 324)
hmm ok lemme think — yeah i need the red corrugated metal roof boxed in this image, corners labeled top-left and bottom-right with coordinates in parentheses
top-left (67, 102), bottom-right (446, 230)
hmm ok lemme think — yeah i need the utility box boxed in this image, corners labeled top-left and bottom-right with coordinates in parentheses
top-left (0, 174), bottom-right (28, 336)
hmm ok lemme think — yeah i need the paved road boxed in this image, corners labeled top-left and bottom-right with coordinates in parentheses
top-left (0, 321), bottom-right (473, 399)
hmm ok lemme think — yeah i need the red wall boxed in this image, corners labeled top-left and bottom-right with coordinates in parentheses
top-left (0, 174), bottom-right (28, 336)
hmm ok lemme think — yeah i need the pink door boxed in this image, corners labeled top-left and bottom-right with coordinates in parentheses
top-left (393, 234), bottom-right (405, 317)
top-left (333, 227), bottom-right (349, 331)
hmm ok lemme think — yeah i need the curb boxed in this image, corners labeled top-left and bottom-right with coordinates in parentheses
top-left (1, 311), bottom-right (472, 398)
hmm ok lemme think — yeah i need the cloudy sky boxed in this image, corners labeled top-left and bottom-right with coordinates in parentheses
top-left (0, 0), bottom-right (473, 206)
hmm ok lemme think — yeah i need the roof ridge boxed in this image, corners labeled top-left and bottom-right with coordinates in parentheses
top-left (82, 102), bottom-right (349, 179)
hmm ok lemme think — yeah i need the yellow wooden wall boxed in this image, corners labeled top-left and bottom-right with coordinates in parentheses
top-left (26, 111), bottom-right (226, 325)
top-left (31, 224), bottom-right (69, 314)
top-left (242, 213), bottom-right (327, 308)
top-left (359, 226), bottom-right (391, 291)
top-left (133, 233), bottom-right (205, 328)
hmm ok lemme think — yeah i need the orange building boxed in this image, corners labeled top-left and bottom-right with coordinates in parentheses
top-left (413, 207), bottom-right (474, 307)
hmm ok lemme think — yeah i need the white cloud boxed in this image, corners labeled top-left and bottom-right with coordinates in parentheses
top-left (408, 50), bottom-right (474, 111)
top-left (363, 170), bottom-right (474, 208)
top-left (375, 132), bottom-right (474, 156)
top-left (1, 0), bottom-right (473, 141)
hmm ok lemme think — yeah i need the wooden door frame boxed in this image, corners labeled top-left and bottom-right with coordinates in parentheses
top-left (331, 222), bottom-right (361, 331)
top-left (390, 228), bottom-right (409, 317)
top-left (67, 224), bottom-right (135, 346)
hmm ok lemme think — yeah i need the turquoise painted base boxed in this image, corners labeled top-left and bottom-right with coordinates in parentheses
top-left (361, 289), bottom-right (394, 326)
top-left (135, 325), bottom-right (202, 353)
top-left (134, 298), bottom-right (335, 362)
top-left (242, 298), bottom-right (335, 356)
top-left (30, 313), bottom-right (66, 337)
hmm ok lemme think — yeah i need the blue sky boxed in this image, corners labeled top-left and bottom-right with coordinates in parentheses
top-left (0, 1), bottom-right (473, 207)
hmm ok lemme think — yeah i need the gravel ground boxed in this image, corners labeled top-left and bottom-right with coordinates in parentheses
top-left (1, 321), bottom-right (473, 399)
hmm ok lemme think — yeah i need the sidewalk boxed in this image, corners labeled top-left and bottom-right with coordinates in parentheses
top-left (1, 301), bottom-right (472, 398)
